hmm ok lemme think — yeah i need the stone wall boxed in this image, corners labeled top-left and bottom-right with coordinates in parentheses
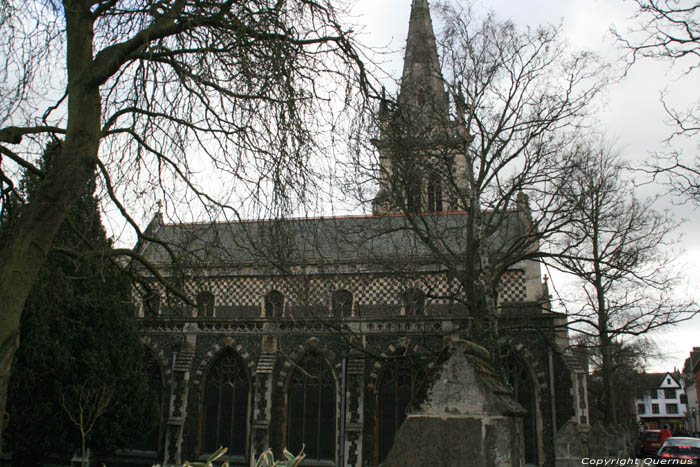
top-left (555, 421), bottom-right (636, 467)
top-left (139, 309), bottom-right (578, 467)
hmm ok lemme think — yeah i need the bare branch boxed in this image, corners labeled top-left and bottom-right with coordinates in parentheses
top-left (615, 0), bottom-right (700, 204)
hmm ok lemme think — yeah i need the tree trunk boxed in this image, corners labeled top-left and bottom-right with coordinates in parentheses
top-left (595, 275), bottom-right (617, 424)
top-left (81, 427), bottom-right (88, 467)
top-left (591, 203), bottom-right (617, 425)
top-left (0, 1), bottom-right (100, 444)
top-left (600, 334), bottom-right (617, 425)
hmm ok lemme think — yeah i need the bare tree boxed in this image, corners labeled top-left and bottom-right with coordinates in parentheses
top-left (549, 138), bottom-right (698, 424)
top-left (613, 0), bottom-right (700, 203)
top-left (61, 383), bottom-right (114, 467)
top-left (614, 0), bottom-right (700, 65)
top-left (349, 3), bottom-right (606, 350)
top-left (0, 0), bottom-right (369, 439)
top-left (575, 335), bottom-right (659, 424)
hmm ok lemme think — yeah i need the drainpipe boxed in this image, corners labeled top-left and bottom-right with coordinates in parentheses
top-left (339, 357), bottom-right (347, 466)
top-left (548, 349), bottom-right (557, 441)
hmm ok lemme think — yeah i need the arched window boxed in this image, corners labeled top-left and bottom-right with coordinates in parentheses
top-left (286, 351), bottom-right (336, 462)
top-left (402, 288), bottom-right (426, 315)
top-left (503, 353), bottom-right (539, 466)
top-left (427, 177), bottom-right (443, 212)
top-left (132, 351), bottom-right (165, 453)
top-left (376, 358), bottom-right (425, 463)
top-left (405, 179), bottom-right (422, 214)
top-left (202, 350), bottom-right (250, 457)
top-left (264, 290), bottom-right (284, 318)
top-left (331, 289), bottom-right (353, 317)
top-left (197, 291), bottom-right (215, 318)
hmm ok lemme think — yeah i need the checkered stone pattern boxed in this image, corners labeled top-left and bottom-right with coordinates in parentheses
top-left (185, 276), bottom-right (267, 307)
top-left (339, 274), bottom-right (458, 306)
top-left (354, 276), bottom-right (402, 305)
top-left (177, 272), bottom-right (460, 308)
top-left (132, 283), bottom-right (146, 313)
top-left (184, 276), bottom-right (328, 307)
top-left (135, 268), bottom-right (528, 313)
top-left (498, 270), bottom-right (527, 303)
top-left (132, 281), bottom-right (164, 317)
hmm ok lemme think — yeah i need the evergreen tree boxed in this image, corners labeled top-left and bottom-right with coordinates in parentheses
top-left (4, 142), bottom-right (159, 465)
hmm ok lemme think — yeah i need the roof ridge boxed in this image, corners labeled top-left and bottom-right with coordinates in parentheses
top-left (159, 210), bottom-right (479, 227)
top-left (157, 209), bottom-right (522, 228)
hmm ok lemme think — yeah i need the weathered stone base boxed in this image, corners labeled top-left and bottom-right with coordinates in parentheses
top-left (382, 341), bottom-right (526, 467)
top-left (383, 415), bottom-right (523, 467)
top-left (554, 420), bottom-right (636, 466)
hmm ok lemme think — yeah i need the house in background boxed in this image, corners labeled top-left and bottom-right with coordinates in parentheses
top-left (635, 371), bottom-right (688, 432)
top-left (682, 348), bottom-right (700, 433)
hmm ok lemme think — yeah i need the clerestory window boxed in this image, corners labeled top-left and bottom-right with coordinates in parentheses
top-left (264, 290), bottom-right (284, 318)
top-left (331, 289), bottom-right (353, 317)
top-left (427, 177), bottom-right (443, 212)
top-left (196, 291), bottom-right (215, 318)
top-left (402, 288), bottom-right (426, 315)
top-left (404, 171), bottom-right (422, 214)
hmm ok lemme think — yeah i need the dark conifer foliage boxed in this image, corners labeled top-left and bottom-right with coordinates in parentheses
top-left (3, 142), bottom-right (159, 465)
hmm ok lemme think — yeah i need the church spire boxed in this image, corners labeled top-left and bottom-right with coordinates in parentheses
top-left (372, 0), bottom-right (461, 216)
top-left (398, 0), bottom-right (449, 117)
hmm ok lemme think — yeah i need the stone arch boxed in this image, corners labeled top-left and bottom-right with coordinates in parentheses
top-left (193, 337), bottom-right (256, 387)
top-left (197, 344), bottom-right (253, 459)
top-left (396, 279), bottom-right (434, 315)
top-left (498, 339), bottom-right (548, 391)
top-left (140, 336), bottom-right (171, 378)
top-left (366, 338), bottom-right (435, 392)
top-left (499, 338), bottom-right (547, 467)
top-left (278, 337), bottom-right (338, 387)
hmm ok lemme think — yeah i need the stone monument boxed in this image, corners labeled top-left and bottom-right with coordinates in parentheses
top-left (382, 341), bottom-right (526, 467)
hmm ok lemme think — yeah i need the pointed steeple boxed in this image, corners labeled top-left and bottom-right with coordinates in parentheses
top-left (398, 0), bottom-right (449, 117)
top-left (372, 0), bottom-right (465, 216)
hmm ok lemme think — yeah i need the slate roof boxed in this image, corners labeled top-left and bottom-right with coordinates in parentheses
top-left (638, 372), bottom-right (666, 390)
top-left (138, 210), bottom-right (528, 269)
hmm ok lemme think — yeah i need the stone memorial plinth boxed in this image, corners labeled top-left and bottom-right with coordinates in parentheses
top-left (382, 341), bottom-right (526, 467)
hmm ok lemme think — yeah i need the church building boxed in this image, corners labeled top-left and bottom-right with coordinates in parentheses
top-left (133, 1), bottom-right (589, 466)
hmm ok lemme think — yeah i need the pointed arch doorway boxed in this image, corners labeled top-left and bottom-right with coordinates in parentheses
top-left (503, 352), bottom-right (542, 467)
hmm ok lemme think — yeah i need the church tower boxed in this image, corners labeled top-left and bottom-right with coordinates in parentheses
top-left (372, 0), bottom-right (469, 216)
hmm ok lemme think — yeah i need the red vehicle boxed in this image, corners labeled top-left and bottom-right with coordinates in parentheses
top-left (639, 430), bottom-right (662, 457)
top-left (658, 437), bottom-right (700, 466)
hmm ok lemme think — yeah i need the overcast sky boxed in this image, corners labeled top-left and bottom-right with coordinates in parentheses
top-left (349, 0), bottom-right (700, 373)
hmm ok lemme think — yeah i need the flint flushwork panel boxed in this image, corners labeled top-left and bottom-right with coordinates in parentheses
top-left (181, 274), bottom-right (460, 307)
top-left (498, 270), bottom-right (527, 303)
top-left (136, 269), bottom-right (529, 315)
